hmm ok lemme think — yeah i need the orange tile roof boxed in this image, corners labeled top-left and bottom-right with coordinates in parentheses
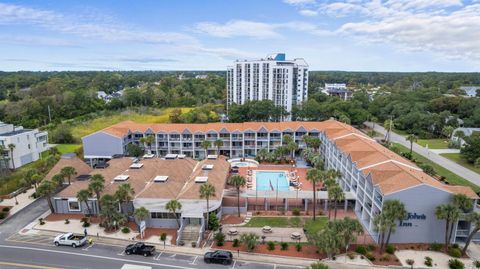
top-left (45, 155), bottom-right (93, 181)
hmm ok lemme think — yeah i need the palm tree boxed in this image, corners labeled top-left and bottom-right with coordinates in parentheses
top-left (25, 168), bottom-right (39, 191)
top-left (51, 173), bottom-right (64, 188)
top-left (328, 185), bottom-right (345, 220)
top-left (240, 233), bottom-right (259, 252)
top-left (139, 135), bottom-right (155, 154)
top-left (256, 148), bottom-right (268, 162)
top-left (100, 194), bottom-right (125, 231)
top-left (7, 143), bottom-right (16, 170)
top-left (373, 213), bottom-right (389, 254)
top-left (286, 141), bottom-right (298, 160)
top-left (88, 174), bottom-right (105, 212)
top-left (384, 119), bottom-right (394, 144)
top-left (462, 212), bottom-right (480, 255)
top-left (165, 199), bottom-right (182, 227)
top-left (306, 168), bottom-right (322, 220)
top-left (436, 203), bottom-right (461, 252)
top-left (382, 200), bottom-right (407, 249)
top-left (77, 189), bottom-right (92, 215)
top-left (114, 183), bottom-right (135, 216)
top-left (306, 262), bottom-right (329, 269)
top-left (60, 166), bottom-right (76, 185)
top-left (338, 217), bottom-right (363, 255)
top-left (405, 134), bottom-right (418, 156)
top-left (200, 140), bottom-right (211, 159)
top-left (442, 126), bottom-right (455, 139)
top-left (134, 206), bottom-right (150, 231)
top-left (371, 116), bottom-right (378, 130)
top-left (199, 183), bottom-right (216, 230)
top-left (214, 139), bottom-right (223, 155)
top-left (229, 175), bottom-right (246, 217)
top-left (452, 193), bottom-right (473, 213)
top-left (38, 180), bottom-right (56, 213)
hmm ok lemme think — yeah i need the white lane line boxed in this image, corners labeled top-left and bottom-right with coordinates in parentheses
top-left (117, 250), bottom-right (125, 256)
top-left (273, 264), bottom-right (277, 269)
top-left (230, 260), bottom-right (237, 269)
top-left (82, 243), bottom-right (94, 251)
top-left (0, 245), bottom-right (196, 269)
top-left (154, 252), bottom-right (163, 260)
top-left (169, 253), bottom-right (177, 258)
top-left (189, 256), bottom-right (198, 265)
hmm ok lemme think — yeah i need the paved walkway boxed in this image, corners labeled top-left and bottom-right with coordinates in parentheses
top-left (0, 188), bottom-right (37, 217)
top-left (430, 149), bottom-right (460, 154)
top-left (365, 122), bottom-right (480, 186)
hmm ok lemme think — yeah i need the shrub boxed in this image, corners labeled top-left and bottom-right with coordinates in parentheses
top-left (474, 260), bottom-right (480, 269)
top-left (0, 212), bottom-right (6, 219)
top-left (191, 242), bottom-right (196, 248)
top-left (232, 238), bottom-right (240, 247)
top-left (64, 219), bottom-right (70, 224)
top-left (380, 254), bottom-right (390, 262)
top-left (406, 259), bottom-right (415, 268)
top-left (355, 246), bottom-right (368, 256)
top-left (290, 217), bottom-right (300, 227)
top-left (160, 233), bottom-right (167, 243)
top-left (214, 232), bottom-right (225, 247)
top-left (448, 259), bottom-right (464, 269)
top-left (38, 218), bottom-right (45, 225)
top-left (424, 256), bottom-right (433, 267)
top-left (449, 247), bottom-right (462, 258)
top-left (367, 244), bottom-right (376, 251)
top-left (121, 227), bottom-right (130, 234)
top-left (295, 244), bottom-right (302, 252)
top-left (267, 241), bottom-right (275, 251)
top-left (292, 208), bottom-right (300, 216)
top-left (385, 245), bottom-right (396, 254)
top-left (208, 212), bottom-right (220, 231)
top-left (2, 207), bottom-right (10, 212)
top-left (365, 252), bottom-right (375, 261)
top-left (452, 243), bottom-right (459, 249)
top-left (347, 252), bottom-right (356, 260)
top-left (280, 242), bottom-right (288, 251)
top-left (82, 222), bottom-right (90, 228)
top-left (430, 243), bottom-right (442, 251)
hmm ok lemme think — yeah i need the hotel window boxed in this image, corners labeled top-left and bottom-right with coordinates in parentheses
top-left (68, 199), bottom-right (81, 212)
top-left (151, 212), bottom-right (179, 219)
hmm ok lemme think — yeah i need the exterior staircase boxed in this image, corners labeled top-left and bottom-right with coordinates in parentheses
top-left (180, 225), bottom-right (200, 247)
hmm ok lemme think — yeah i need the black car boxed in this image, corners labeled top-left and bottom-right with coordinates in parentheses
top-left (204, 250), bottom-right (233, 265)
top-left (125, 242), bottom-right (156, 257)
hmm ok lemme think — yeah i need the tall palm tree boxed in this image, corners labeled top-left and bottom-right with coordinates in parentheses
top-left (114, 183), bottom-right (135, 216)
top-left (256, 148), bottom-right (268, 162)
top-left (25, 168), bottom-right (39, 191)
top-left (462, 212), bottom-right (480, 255)
top-left (7, 143), bottom-right (16, 170)
top-left (229, 175), bottom-right (246, 217)
top-left (382, 200), bottom-right (407, 250)
top-left (139, 135), bottom-right (155, 154)
top-left (200, 140), bottom-right (211, 159)
top-left (60, 166), bottom-right (76, 185)
top-left (306, 168), bottom-right (322, 220)
top-left (199, 183), bottom-right (216, 230)
top-left (452, 193), bottom-right (473, 213)
top-left (328, 184), bottom-right (344, 220)
top-left (384, 119), bottom-right (394, 144)
top-left (436, 204), bottom-right (461, 252)
top-left (38, 180), bottom-right (56, 213)
top-left (326, 169), bottom-right (342, 183)
top-left (405, 134), bottom-right (418, 156)
top-left (134, 206), bottom-right (150, 231)
top-left (165, 199), bottom-right (182, 227)
top-left (338, 217), bottom-right (364, 255)
top-left (213, 139), bottom-right (223, 155)
top-left (88, 174), bottom-right (105, 212)
top-left (77, 189), bottom-right (92, 215)
top-left (373, 213), bottom-right (390, 253)
top-left (51, 173), bottom-right (64, 188)
top-left (100, 194), bottom-right (125, 231)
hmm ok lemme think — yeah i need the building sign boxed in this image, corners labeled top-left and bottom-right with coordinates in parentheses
top-left (399, 212), bottom-right (426, 227)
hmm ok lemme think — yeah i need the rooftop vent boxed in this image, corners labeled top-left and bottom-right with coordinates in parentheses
top-left (202, 164), bottom-right (214, 170)
top-left (130, 163), bottom-right (144, 169)
top-left (114, 175), bottom-right (129, 181)
top-left (194, 176), bottom-right (208, 183)
top-left (165, 154), bottom-right (178, 160)
top-left (177, 154), bottom-right (186, 159)
top-left (143, 153), bottom-right (155, 159)
top-left (153, 175), bottom-right (169, 182)
top-left (207, 155), bottom-right (218, 160)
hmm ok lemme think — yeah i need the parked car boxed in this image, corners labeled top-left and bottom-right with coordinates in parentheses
top-left (125, 242), bottom-right (156, 257)
top-left (53, 233), bottom-right (87, 248)
top-left (204, 250), bottom-right (233, 265)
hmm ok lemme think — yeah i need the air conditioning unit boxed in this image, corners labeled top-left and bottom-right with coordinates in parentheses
top-left (129, 163), bottom-right (144, 169)
top-left (114, 175), bottom-right (129, 181)
top-left (202, 164), bottom-right (214, 170)
top-left (153, 175), bottom-right (169, 182)
top-left (194, 176), bottom-right (208, 183)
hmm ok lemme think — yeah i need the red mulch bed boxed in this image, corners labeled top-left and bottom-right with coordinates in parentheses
top-left (45, 213), bottom-right (101, 223)
top-left (221, 215), bottom-right (245, 225)
top-left (215, 241), bottom-right (324, 259)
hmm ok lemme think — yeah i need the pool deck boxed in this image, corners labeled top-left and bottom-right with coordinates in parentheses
top-left (238, 165), bottom-right (314, 191)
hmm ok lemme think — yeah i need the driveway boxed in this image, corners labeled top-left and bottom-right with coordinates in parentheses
top-left (364, 122), bottom-right (480, 186)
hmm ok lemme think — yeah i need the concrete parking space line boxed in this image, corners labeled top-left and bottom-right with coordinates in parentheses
top-left (230, 260), bottom-right (237, 269)
top-left (82, 243), bottom-right (94, 251)
top-left (117, 250), bottom-right (125, 256)
top-left (154, 252), bottom-right (163, 260)
top-left (189, 256), bottom-right (198, 265)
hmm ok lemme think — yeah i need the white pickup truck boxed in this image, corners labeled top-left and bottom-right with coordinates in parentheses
top-left (53, 233), bottom-right (87, 248)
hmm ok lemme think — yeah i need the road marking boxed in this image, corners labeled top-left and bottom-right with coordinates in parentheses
top-left (273, 264), bottom-right (277, 269)
top-left (154, 252), bottom-right (163, 260)
top-left (0, 245), bottom-right (196, 269)
top-left (0, 261), bottom-right (60, 269)
top-left (82, 243), bottom-right (94, 251)
top-left (189, 256), bottom-right (198, 265)
top-left (230, 260), bottom-right (237, 269)
top-left (169, 253), bottom-right (176, 258)
top-left (117, 250), bottom-right (126, 256)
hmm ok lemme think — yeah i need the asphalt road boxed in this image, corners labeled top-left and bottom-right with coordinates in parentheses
top-left (365, 121), bottom-right (480, 186)
top-left (0, 198), bottom-right (303, 269)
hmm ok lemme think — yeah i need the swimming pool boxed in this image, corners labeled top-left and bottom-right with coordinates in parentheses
top-left (255, 171), bottom-right (289, 191)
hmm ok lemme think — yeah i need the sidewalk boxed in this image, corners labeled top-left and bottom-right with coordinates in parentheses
top-left (0, 188), bottom-right (38, 223)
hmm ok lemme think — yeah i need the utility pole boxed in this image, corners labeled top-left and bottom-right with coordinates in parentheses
top-left (387, 115), bottom-right (393, 145)
top-left (47, 105), bottom-right (52, 123)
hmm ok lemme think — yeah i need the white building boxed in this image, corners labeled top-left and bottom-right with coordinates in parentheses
top-left (227, 53), bottom-right (309, 119)
top-left (322, 83), bottom-right (352, 100)
top-left (0, 122), bottom-right (49, 169)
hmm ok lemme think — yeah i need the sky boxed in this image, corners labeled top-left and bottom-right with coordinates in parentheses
top-left (0, 0), bottom-right (479, 72)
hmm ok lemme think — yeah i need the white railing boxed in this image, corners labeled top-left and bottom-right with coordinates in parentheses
top-left (195, 219), bottom-right (205, 248)
top-left (176, 218), bottom-right (185, 245)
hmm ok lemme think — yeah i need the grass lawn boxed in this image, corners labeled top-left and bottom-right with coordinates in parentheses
top-left (70, 108), bottom-right (193, 140)
top-left (441, 153), bottom-right (480, 174)
top-left (416, 139), bottom-right (450, 149)
top-left (304, 217), bottom-right (328, 235)
top-left (392, 143), bottom-right (480, 193)
top-left (243, 217), bottom-right (290, 227)
top-left (56, 144), bottom-right (81, 155)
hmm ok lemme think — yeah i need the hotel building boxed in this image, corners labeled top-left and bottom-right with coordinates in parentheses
top-left (226, 53), bottom-right (308, 118)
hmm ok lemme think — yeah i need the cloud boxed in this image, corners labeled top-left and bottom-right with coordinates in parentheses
top-left (283, 0), bottom-right (315, 5)
top-left (194, 20), bottom-right (331, 39)
top-left (299, 9), bottom-right (318, 16)
top-left (115, 57), bottom-right (178, 63)
top-left (0, 35), bottom-right (80, 47)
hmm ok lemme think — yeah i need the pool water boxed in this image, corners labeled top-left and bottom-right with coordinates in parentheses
top-left (255, 171), bottom-right (289, 191)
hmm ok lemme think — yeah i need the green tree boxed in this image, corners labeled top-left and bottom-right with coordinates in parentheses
top-left (126, 143), bottom-right (143, 157)
top-left (384, 119), bottom-right (394, 144)
top-left (77, 189), bottom-right (92, 215)
top-left (229, 175), bottom-right (246, 217)
top-left (313, 222), bottom-right (342, 259)
top-left (200, 140), bottom-right (211, 159)
top-left (7, 143), bottom-right (15, 170)
top-left (240, 233), bottom-right (259, 252)
top-left (405, 134), bottom-right (418, 156)
top-left (25, 168), bottom-right (39, 192)
top-left (139, 135), bottom-right (155, 154)
top-left (199, 183), bottom-right (216, 230)
top-left (442, 125), bottom-right (455, 139)
top-left (114, 183), bottom-right (135, 216)
top-left (383, 200), bottom-right (407, 249)
top-left (338, 217), bottom-right (363, 255)
top-left (100, 194), bottom-right (125, 231)
top-left (51, 173), bottom-right (64, 188)
top-left (306, 262), bottom-right (329, 269)
top-left (214, 139), bottom-right (223, 155)
top-left (462, 212), bottom-right (480, 255)
top-left (461, 133), bottom-right (480, 163)
top-left (256, 148), bottom-right (268, 162)
top-left (373, 213), bottom-right (389, 254)
top-left (328, 185), bottom-right (345, 220)
top-left (60, 166), bottom-right (76, 185)
top-left (88, 174), bottom-right (105, 211)
top-left (165, 199), bottom-right (182, 227)
top-left (134, 206), bottom-right (150, 231)
top-left (306, 168), bottom-right (323, 221)
top-left (436, 204), bottom-right (461, 252)
top-left (38, 180), bottom-right (56, 213)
